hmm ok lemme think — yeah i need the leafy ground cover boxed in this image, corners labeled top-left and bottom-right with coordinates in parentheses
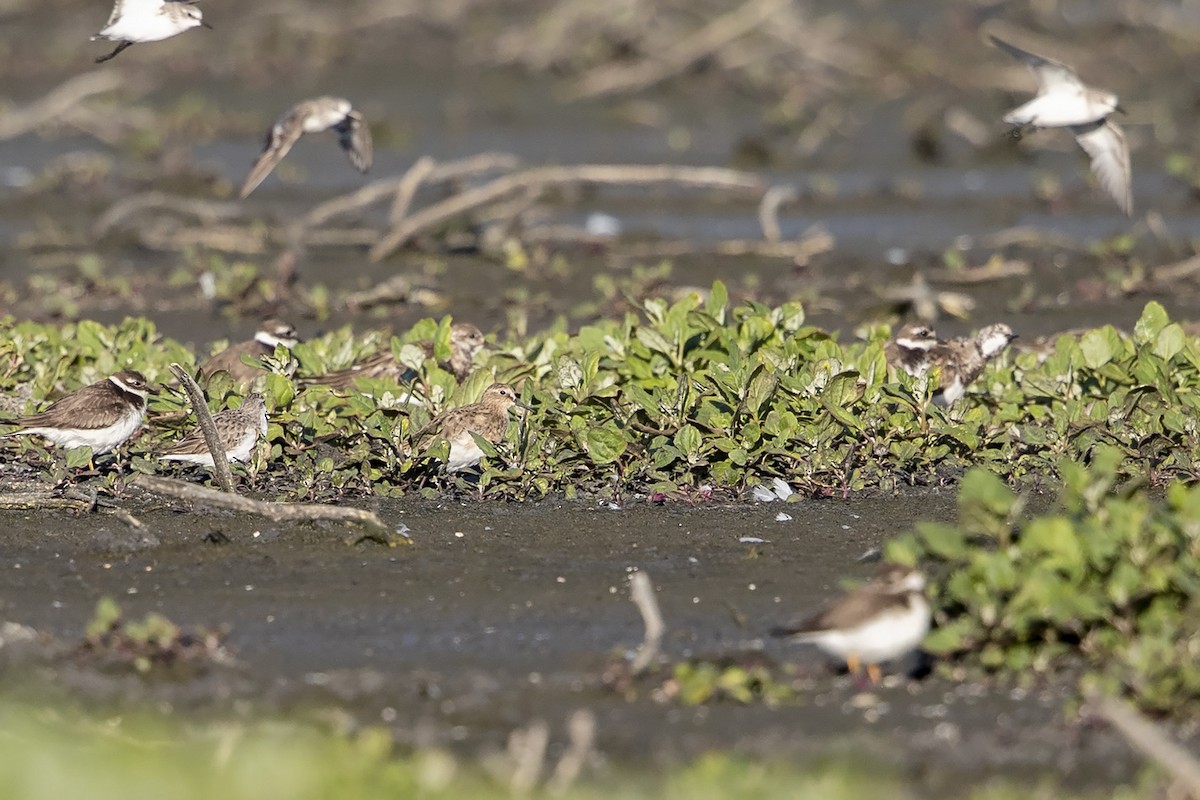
top-left (0, 289), bottom-right (1196, 502)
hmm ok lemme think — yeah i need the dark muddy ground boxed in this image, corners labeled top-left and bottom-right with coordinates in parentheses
top-left (0, 495), bottom-right (1140, 790)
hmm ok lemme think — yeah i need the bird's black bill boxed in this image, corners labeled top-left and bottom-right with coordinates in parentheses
top-left (1114, 104), bottom-right (1127, 115)
top-left (201, 20), bottom-right (213, 29)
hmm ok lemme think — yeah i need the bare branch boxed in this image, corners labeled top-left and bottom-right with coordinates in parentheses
top-left (132, 475), bottom-right (403, 545)
top-left (629, 570), bottom-right (664, 675)
top-left (1086, 691), bottom-right (1200, 798)
top-left (758, 185), bottom-right (798, 243)
top-left (370, 163), bottom-right (765, 261)
top-left (388, 155), bottom-right (438, 225)
top-left (569, 0), bottom-right (789, 99)
top-left (0, 71), bottom-right (133, 141)
top-left (169, 364), bottom-right (236, 494)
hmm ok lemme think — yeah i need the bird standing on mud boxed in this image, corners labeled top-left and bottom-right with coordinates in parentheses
top-left (770, 563), bottom-right (930, 684)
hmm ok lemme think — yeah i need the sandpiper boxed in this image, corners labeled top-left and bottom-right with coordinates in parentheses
top-left (990, 34), bottom-right (1132, 216)
top-left (92, 0), bottom-right (210, 64)
top-left (930, 323), bottom-right (1017, 405)
top-left (770, 563), bottom-right (930, 684)
top-left (412, 382), bottom-right (527, 472)
top-left (884, 322), bottom-right (940, 378)
top-left (306, 323), bottom-right (485, 391)
top-left (6, 370), bottom-right (153, 456)
top-left (158, 393), bottom-right (267, 467)
top-left (199, 318), bottom-right (300, 387)
top-left (239, 97), bottom-right (373, 198)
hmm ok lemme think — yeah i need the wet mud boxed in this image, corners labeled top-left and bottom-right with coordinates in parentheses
top-left (0, 495), bottom-right (1139, 789)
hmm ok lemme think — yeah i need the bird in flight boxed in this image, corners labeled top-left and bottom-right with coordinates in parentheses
top-left (92, 0), bottom-right (210, 64)
top-left (990, 34), bottom-right (1131, 216)
top-left (239, 97), bottom-right (373, 198)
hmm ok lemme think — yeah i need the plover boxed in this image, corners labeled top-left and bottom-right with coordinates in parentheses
top-left (305, 323), bottom-right (485, 391)
top-left (412, 382), bottom-right (527, 472)
top-left (884, 322), bottom-right (940, 378)
top-left (199, 318), bottom-right (300, 387)
top-left (930, 323), bottom-right (1017, 405)
top-left (239, 97), bottom-right (373, 198)
top-left (158, 393), bottom-right (267, 467)
top-left (6, 370), bottom-right (153, 456)
top-left (770, 563), bottom-right (930, 684)
top-left (990, 34), bottom-right (1132, 216)
top-left (92, 0), bottom-right (210, 64)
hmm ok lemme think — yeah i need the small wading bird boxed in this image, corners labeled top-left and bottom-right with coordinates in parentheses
top-left (990, 34), bottom-right (1132, 216)
top-left (304, 323), bottom-right (486, 391)
top-left (5, 370), bottom-right (154, 457)
top-left (929, 323), bottom-right (1018, 405)
top-left (770, 563), bottom-right (931, 685)
top-left (884, 322), bottom-right (940, 378)
top-left (885, 322), bottom-right (1016, 405)
top-left (410, 383), bottom-right (528, 473)
top-left (158, 393), bottom-right (267, 467)
top-left (239, 97), bottom-right (373, 198)
top-left (92, 0), bottom-right (210, 64)
top-left (199, 319), bottom-right (300, 388)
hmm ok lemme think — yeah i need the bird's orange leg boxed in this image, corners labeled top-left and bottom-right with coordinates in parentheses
top-left (846, 653), bottom-right (861, 677)
top-left (867, 663), bottom-right (882, 686)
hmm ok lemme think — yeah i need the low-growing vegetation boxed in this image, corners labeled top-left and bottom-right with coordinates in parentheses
top-left (0, 290), bottom-right (1196, 502)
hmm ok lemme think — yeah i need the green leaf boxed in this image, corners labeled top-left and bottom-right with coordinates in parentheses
top-left (584, 426), bottom-right (627, 465)
top-left (65, 446), bottom-right (94, 469)
top-left (1154, 324), bottom-right (1185, 361)
top-left (1134, 301), bottom-right (1169, 344)
top-left (1080, 329), bottom-right (1113, 369)
top-left (674, 424), bottom-right (703, 456)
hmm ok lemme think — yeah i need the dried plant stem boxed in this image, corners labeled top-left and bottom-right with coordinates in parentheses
top-left (507, 719), bottom-right (549, 795)
top-left (370, 163), bottom-right (765, 261)
top-left (0, 71), bottom-right (130, 141)
top-left (1086, 692), bottom-right (1200, 798)
top-left (548, 710), bottom-right (596, 796)
top-left (132, 475), bottom-right (401, 545)
top-left (569, 0), bottom-right (789, 99)
top-left (757, 185), bottom-right (798, 243)
top-left (0, 489), bottom-right (142, 528)
top-left (169, 364), bottom-right (236, 494)
top-left (629, 571), bottom-right (664, 675)
top-left (388, 155), bottom-right (438, 225)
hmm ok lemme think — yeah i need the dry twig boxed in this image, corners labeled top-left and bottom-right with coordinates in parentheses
top-left (629, 570), bottom-right (664, 675)
top-left (0, 71), bottom-right (133, 141)
top-left (169, 364), bottom-right (236, 494)
top-left (131, 475), bottom-right (401, 545)
top-left (1086, 691), bottom-right (1200, 799)
top-left (370, 163), bottom-right (765, 261)
top-left (548, 710), bottom-right (596, 796)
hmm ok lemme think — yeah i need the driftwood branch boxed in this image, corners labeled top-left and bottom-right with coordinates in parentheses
top-left (1086, 691), bottom-right (1200, 799)
top-left (757, 185), bottom-right (799, 243)
top-left (300, 152), bottom-right (521, 230)
top-left (93, 193), bottom-right (244, 239)
top-left (169, 364), bottom-right (236, 494)
top-left (0, 489), bottom-right (142, 529)
top-left (388, 155), bottom-right (438, 225)
top-left (569, 0), bottom-right (789, 99)
top-left (132, 474), bottom-right (403, 545)
top-left (629, 570), bottom-right (664, 675)
top-left (0, 71), bottom-right (133, 141)
top-left (370, 163), bottom-right (765, 261)
top-left (548, 710), bottom-right (596, 796)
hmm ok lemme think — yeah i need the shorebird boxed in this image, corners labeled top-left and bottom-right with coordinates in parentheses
top-left (5, 370), bottom-right (153, 455)
top-left (158, 393), bottom-right (267, 467)
top-left (884, 322), bottom-right (940, 378)
top-left (239, 97), bottom-right (373, 198)
top-left (770, 563), bottom-right (930, 685)
top-left (411, 383), bottom-right (527, 472)
top-left (199, 318), bottom-right (300, 387)
top-left (305, 323), bottom-right (485, 391)
top-left (930, 323), bottom-right (1017, 405)
top-left (92, 0), bottom-right (209, 64)
top-left (990, 34), bottom-right (1132, 216)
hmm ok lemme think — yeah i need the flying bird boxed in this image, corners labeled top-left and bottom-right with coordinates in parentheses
top-left (239, 97), bottom-right (373, 198)
top-left (990, 34), bottom-right (1131, 216)
top-left (92, 0), bottom-right (209, 64)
